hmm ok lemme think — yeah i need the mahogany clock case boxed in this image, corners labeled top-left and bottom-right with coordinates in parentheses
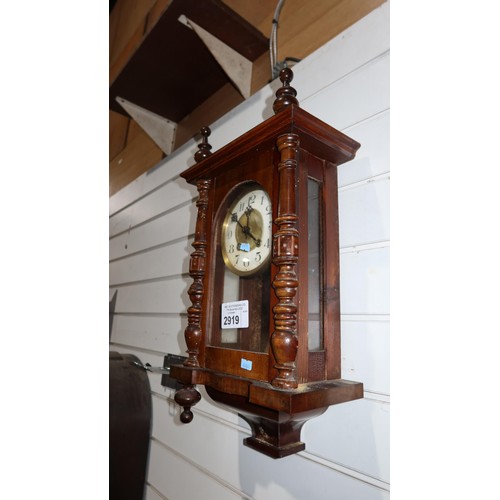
top-left (171, 97), bottom-right (364, 458)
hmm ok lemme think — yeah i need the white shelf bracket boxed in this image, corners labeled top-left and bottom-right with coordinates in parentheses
top-left (115, 97), bottom-right (177, 155)
top-left (178, 14), bottom-right (253, 99)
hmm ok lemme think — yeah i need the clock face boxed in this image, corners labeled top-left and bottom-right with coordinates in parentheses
top-left (221, 187), bottom-right (272, 276)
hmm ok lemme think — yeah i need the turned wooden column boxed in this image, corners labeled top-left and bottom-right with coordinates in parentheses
top-left (183, 127), bottom-right (212, 367)
top-left (175, 127), bottom-right (212, 424)
top-left (271, 133), bottom-right (300, 389)
top-left (183, 178), bottom-right (211, 367)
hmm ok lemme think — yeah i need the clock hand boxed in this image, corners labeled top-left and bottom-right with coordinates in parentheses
top-left (243, 207), bottom-right (261, 246)
top-left (232, 209), bottom-right (261, 246)
top-left (231, 213), bottom-right (248, 234)
top-left (244, 229), bottom-right (261, 246)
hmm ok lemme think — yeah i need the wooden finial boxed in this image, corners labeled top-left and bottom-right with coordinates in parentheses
top-left (194, 126), bottom-right (212, 163)
top-left (273, 67), bottom-right (299, 114)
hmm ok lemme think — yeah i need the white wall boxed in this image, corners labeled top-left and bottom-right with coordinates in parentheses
top-left (109, 2), bottom-right (390, 498)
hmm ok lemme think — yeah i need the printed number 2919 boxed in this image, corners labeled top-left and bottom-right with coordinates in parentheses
top-left (223, 315), bottom-right (240, 326)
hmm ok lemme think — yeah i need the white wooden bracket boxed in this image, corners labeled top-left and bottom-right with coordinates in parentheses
top-left (115, 97), bottom-right (177, 155)
top-left (178, 14), bottom-right (253, 99)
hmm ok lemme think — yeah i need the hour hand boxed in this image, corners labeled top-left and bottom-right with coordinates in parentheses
top-left (231, 212), bottom-right (245, 229)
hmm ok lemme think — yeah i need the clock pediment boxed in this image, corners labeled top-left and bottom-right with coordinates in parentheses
top-left (181, 105), bottom-right (360, 185)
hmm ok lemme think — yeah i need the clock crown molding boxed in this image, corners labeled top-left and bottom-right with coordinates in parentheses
top-left (183, 105), bottom-right (360, 186)
top-left (184, 67), bottom-right (359, 185)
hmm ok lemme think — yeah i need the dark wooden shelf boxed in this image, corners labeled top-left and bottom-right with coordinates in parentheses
top-left (109, 0), bottom-right (269, 123)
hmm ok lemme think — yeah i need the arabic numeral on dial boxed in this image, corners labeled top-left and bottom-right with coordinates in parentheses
top-left (255, 252), bottom-right (262, 262)
top-left (228, 244), bottom-right (235, 253)
top-left (248, 194), bottom-right (256, 206)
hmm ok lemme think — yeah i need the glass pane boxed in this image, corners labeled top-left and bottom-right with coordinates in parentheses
top-left (308, 178), bottom-right (323, 350)
top-left (215, 266), bottom-right (270, 352)
top-left (221, 268), bottom-right (240, 344)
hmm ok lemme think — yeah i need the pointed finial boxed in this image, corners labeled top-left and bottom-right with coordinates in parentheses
top-left (273, 67), bottom-right (299, 114)
top-left (194, 126), bottom-right (212, 163)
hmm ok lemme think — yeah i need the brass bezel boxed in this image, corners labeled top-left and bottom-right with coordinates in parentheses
top-left (221, 185), bottom-right (272, 277)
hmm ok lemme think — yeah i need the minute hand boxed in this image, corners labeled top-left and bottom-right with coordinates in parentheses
top-left (244, 208), bottom-right (261, 246)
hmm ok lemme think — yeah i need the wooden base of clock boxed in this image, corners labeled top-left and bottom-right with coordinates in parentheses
top-left (171, 364), bottom-right (363, 459)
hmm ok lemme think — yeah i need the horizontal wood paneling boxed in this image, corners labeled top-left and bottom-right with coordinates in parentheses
top-left (339, 176), bottom-right (390, 248)
top-left (302, 397), bottom-right (390, 484)
top-left (301, 51), bottom-right (389, 130)
top-left (109, 5), bottom-right (390, 499)
top-left (147, 439), bottom-right (244, 500)
top-left (110, 314), bottom-right (388, 399)
top-left (112, 278), bottom-right (189, 314)
top-left (110, 314), bottom-right (185, 353)
top-left (109, 141), bottom-right (196, 217)
top-left (341, 319), bottom-right (390, 396)
top-left (109, 241), bottom-right (192, 285)
top-left (109, 183), bottom-right (388, 281)
top-left (151, 394), bottom-right (390, 498)
top-left (109, 176), bottom-right (196, 236)
top-left (339, 110), bottom-right (390, 187)
top-left (109, 205), bottom-right (195, 260)
top-left (277, 0), bottom-right (386, 63)
top-left (340, 246), bottom-right (390, 315)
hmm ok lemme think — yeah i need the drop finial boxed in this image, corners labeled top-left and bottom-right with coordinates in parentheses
top-left (273, 67), bottom-right (299, 114)
top-left (194, 126), bottom-right (212, 163)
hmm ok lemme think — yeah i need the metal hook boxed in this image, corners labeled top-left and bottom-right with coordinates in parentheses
top-left (131, 361), bottom-right (170, 375)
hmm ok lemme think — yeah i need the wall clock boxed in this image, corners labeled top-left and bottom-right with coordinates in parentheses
top-left (170, 68), bottom-right (363, 458)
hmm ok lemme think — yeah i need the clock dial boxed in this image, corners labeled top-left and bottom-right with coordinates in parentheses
top-left (221, 187), bottom-right (272, 276)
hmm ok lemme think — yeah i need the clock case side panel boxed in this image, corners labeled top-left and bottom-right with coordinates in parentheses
top-left (323, 160), bottom-right (342, 380)
top-left (294, 148), bottom-right (342, 384)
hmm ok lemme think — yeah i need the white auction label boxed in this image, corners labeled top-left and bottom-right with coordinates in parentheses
top-left (221, 300), bottom-right (249, 329)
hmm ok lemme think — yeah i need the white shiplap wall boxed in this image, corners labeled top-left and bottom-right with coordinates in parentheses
top-left (109, 3), bottom-right (390, 499)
